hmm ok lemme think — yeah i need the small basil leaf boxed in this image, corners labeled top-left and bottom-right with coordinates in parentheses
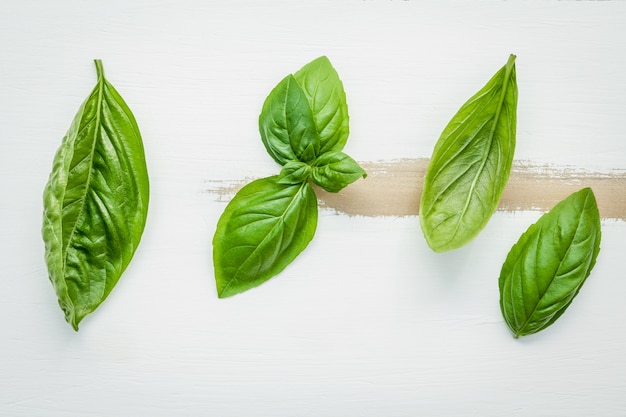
top-left (259, 74), bottom-right (320, 165)
top-left (499, 187), bottom-right (601, 338)
top-left (293, 56), bottom-right (349, 154)
top-left (300, 143), bottom-right (317, 163)
top-left (42, 60), bottom-right (149, 330)
top-left (213, 176), bottom-right (318, 298)
top-left (278, 161), bottom-right (311, 185)
top-left (311, 151), bottom-right (367, 193)
top-left (420, 54), bottom-right (518, 252)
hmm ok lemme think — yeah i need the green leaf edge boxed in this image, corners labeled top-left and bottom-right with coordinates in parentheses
top-left (42, 60), bottom-right (149, 330)
top-left (498, 187), bottom-right (602, 338)
top-left (213, 177), bottom-right (318, 298)
top-left (420, 54), bottom-right (517, 252)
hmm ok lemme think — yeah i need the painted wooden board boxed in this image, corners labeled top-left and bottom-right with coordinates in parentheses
top-left (1, 1), bottom-right (625, 416)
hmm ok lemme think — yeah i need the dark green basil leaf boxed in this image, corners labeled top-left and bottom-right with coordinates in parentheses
top-left (294, 56), bottom-right (349, 154)
top-left (259, 75), bottom-right (320, 165)
top-left (499, 187), bottom-right (601, 338)
top-left (278, 161), bottom-right (311, 185)
top-left (42, 60), bottom-right (149, 330)
top-left (213, 176), bottom-right (318, 298)
top-left (420, 54), bottom-right (518, 252)
top-left (311, 151), bottom-right (367, 193)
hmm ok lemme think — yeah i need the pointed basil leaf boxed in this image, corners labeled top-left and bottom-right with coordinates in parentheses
top-left (42, 60), bottom-right (149, 330)
top-left (300, 143), bottom-right (317, 163)
top-left (311, 151), bottom-right (367, 193)
top-left (499, 187), bottom-right (601, 338)
top-left (278, 161), bottom-right (311, 185)
top-left (420, 54), bottom-right (518, 252)
top-left (213, 176), bottom-right (318, 298)
top-left (259, 74), bottom-right (320, 165)
top-left (294, 56), bottom-right (349, 154)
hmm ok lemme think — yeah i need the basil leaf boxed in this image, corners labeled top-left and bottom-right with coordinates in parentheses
top-left (42, 60), bottom-right (149, 330)
top-left (420, 54), bottom-right (518, 252)
top-left (294, 56), bottom-right (349, 154)
top-left (278, 161), bottom-right (311, 185)
top-left (311, 151), bottom-right (367, 193)
top-left (213, 176), bottom-right (318, 298)
top-left (499, 187), bottom-right (601, 338)
top-left (259, 75), bottom-right (320, 165)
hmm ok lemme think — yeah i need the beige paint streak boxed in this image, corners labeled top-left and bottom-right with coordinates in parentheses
top-left (207, 159), bottom-right (626, 220)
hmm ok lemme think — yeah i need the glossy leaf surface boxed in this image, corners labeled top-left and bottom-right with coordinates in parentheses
top-left (499, 188), bottom-right (601, 338)
top-left (42, 60), bottom-right (149, 330)
top-left (259, 75), bottom-right (319, 165)
top-left (278, 161), bottom-right (311, 185)
top-left (420, 55), bottom-right (518, 252)
top-left (311, 151), bottom-right (367, 193)
top-left (293, 56), bottom-right (349, 154)
top-left (213, 176), bottom-right (318, 298)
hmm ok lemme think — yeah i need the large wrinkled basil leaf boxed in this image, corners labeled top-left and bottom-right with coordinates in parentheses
top-left (293, 56), bottom-right (349, 154)
top-left (259, 74), bottom-right (320, 165)
top-left (420, 54), bottom-right (518, 252)
top-left (311, 151), bottom-right (367, 193)
top-left (42, 60), bottom-right (149, 330)
top-left (213, 176), bottom-right (318, 298)
top-left (499, 187), bottom-right (601, 338)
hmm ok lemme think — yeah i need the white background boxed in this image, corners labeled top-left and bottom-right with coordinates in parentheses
top-left (1, 1), bottom-right (625, 416)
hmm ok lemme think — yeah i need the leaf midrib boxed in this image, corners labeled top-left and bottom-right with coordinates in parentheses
top-left (220, 181), bottom-right (309, 296)
top-left (62, 61), bottom-right (105, 278)
top-left (515, 193), bottom-right (590, 337)
top-left (447, 57), bottom-right (515, 245)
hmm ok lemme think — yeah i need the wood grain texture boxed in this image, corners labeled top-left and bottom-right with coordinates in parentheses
top-left (1, 1), bottom-right (625, 416)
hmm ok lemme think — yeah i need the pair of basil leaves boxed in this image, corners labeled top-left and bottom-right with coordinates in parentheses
top-left (43, 57), bottom-right (602, 338)
top-left (421, 54), bottom-right (602, 337)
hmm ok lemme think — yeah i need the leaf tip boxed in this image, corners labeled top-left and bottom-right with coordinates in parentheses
top-left (428, 243), bottom-right (449, 254)
top-left (579, 186), bottom-right (594, 197)
top-left (69, 316), bottom-right (80, 332)
top-left (215, 279), bottom-right (234, 299)
top-left (316, 55), bottom-right (330, 64)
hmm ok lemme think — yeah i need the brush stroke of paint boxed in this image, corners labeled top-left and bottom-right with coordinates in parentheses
top-left (206, 159), bottom-right (626, 221)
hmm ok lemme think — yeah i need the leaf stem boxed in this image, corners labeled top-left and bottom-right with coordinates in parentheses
top-left (506, 54), bottom-right (516, 71)
top-left (94, 59), bottom-right (104, 81)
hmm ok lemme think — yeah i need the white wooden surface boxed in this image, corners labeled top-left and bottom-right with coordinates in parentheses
top-left (1, 1), bottom-right (625, 416)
